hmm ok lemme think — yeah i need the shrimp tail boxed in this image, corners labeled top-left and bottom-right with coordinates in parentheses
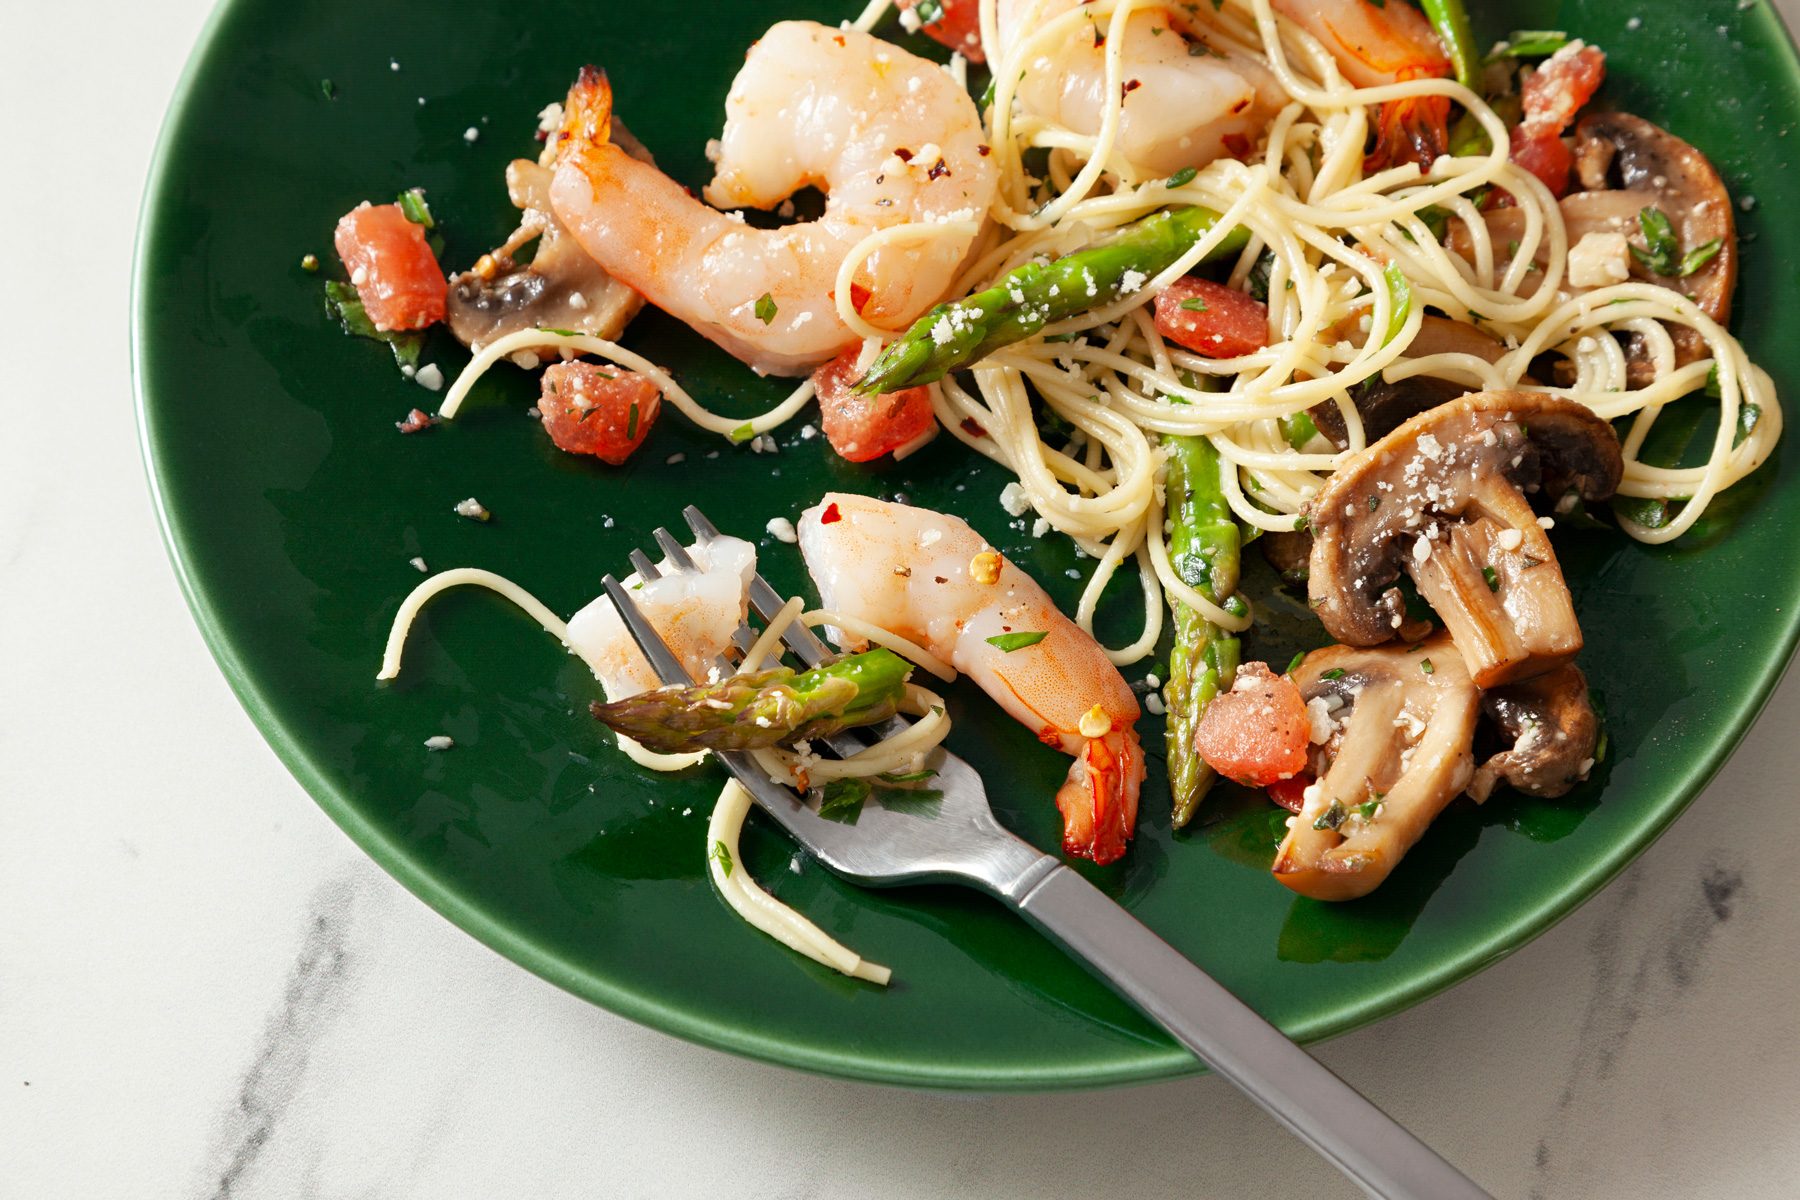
top-left (1364, 92), bottom-right (1450, 174)
top-left (558, 65), bottom-right (615, 159)
top-left (1055, 729), bottom-right (1145, 866)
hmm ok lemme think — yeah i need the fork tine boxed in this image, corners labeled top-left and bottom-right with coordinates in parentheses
top-left (680, 505), bottom-right (721, 543)
top-left (601, 575), bottom-right (694, 686)
top-left (653, 527), bottom-right (698, 572)
top-left (627, 549), bottom-right (660, 582)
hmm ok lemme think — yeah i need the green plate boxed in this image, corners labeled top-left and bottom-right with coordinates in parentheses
top-left (135, 0), bottom-right (1800, 1088)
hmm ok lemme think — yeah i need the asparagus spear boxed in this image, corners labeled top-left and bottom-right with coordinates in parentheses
top-left (591, 648), bottom-right (912, 753)
top-left (853, 206), bottom-right (1250, 395)
top-left (1163, 432), bottom-right (1244, 829)
top-left (1422, 0), bottom-right (1479, 90)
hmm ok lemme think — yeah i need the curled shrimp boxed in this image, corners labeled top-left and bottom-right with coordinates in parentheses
top-left (548, 22), bottom-right (998, 377)
top-left (994, 0), bottom-right (1287, 177)
top-left (1267, 0), bottom-right (1452, 171)
top-left (796, 493), bottom-right (1145, 865)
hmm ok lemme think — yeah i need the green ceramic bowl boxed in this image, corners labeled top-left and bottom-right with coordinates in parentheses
top-left (135, 0), bottom-right (1800, 1088)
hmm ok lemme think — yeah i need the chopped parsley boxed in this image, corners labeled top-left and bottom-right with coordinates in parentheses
top-left (1483, 29), bottom-right (1570, 62)
top-left (1383, 262), bottom-right (1412, 346)
top-left (1358, 796), bottom-right (1383, 820)
top-left (1165, 166), bottom-right (1198, 188)
top-left (1320, 667), bottom-right (1346, 681)
top-left (1368, 494), bottom-right (1381, 512)
top-left (320, 78), bottom-right (337, 100)
top-left (397, 188), bottom-right (435, 229)
top-left (1420, 658), bottom-right (1435, 675)
top-left (540, 327), bottom-right (580, 338)
top-left (754, 293), bottom-right (778, 324)
top-left (626, 403), bottom-right (641, 440)
top-left (1179, 296), bottom-right (1209, 312)
top-left (818, 778), bottom-right (872, 821)
top-left (323, 280), bottom-right (423, 370)
top-left (1482, 565), bottom-right (1500, 592)
top-left (986, 630), bottom-right (1050, 653)
top-left (1312, 800), bottom-right (1348, 831)
top-left (913, 0), bottom-right (944, 22)
top-left (709, 839), bottom-right (734, 878)
top-left (1631, 207), bottom-right (1723, 278)
top-left (729, 421), bottom-right (757, 444)
top-left (1285, 650), bottom-right (1306, 675)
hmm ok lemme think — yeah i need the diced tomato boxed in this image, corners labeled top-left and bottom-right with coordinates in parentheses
top-left (537, 362), bottom-right (661, 464)
top-left (1193, 662), bottom-right (1310, 788)
top-left (1510, 44), bottom-right (1605, 196)
top-left (1509, 128), bottom-right (1575, 198)
top-left (1267, 773), bottom-right (1314, 814)
top-left (899, 0), bottom-right (984, 63)
top-left (1152, 277), bottom-right (1270, 359)
top-left (811, 348), bottom-right (937, 463)
top-left (333, 203), bottom-right (446, 331)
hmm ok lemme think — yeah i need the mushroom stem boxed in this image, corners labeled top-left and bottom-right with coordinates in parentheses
top-left (1406, 477), bottom-right (1580, 688)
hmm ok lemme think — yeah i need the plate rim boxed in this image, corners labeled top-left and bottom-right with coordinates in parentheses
top-left (132, 0), bottom-right (1800, 1090)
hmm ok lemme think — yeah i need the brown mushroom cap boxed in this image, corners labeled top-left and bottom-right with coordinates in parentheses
top-left (446, 156), bottom-right (645, 353)
top-left (1273, 635), bottom-right (1479, 902)
top-left (1469, 663), bottom-right (1600, 802)
top-left (1309, 317), bottom-right (1506, 450)
top-left (1307, 390), bottom-right (1623, 687)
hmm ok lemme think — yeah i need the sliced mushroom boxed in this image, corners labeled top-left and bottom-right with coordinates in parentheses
top-left (1468, 663), bottom-right (1599, 802)
top-left (1273, 635), bottom-right (1479, 902)
top-left (1452, 113), bottom-right (1735, 385)
top-left (446, 151), bottom-right (647, 353)
top-left (1307, 390), bottom-right (1623, 688)
top-left (1308, 317), bottom-right (1505, 450)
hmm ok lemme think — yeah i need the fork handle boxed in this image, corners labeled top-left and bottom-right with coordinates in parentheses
top-left (1013, 866), bottom-right (1491, 1200)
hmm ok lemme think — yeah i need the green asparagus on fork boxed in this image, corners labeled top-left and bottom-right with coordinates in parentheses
top-left (1163, 432), bottom-right (1244, 830)
top-left (592, 648), bottom-right (912, 753)
top-left (853, 206), bottom-right (1249, 394)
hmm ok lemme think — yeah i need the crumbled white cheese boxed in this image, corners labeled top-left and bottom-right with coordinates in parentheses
top-left (1306, 697), bottom-right (1339, 744)
top-left (1497, 527), bottom-right (1524, 551)
top-left (666, 453), bottom-right (686, 465)
top-left (999, 481), bottom-right (1031, 517)
top-left (511, 350), bottom-right (541, 370)
top-left (1538, 516), bottom-right (1556, 530)
top-left (1145, 693), bottom-right (1166, 716)
top-left (409, 556), bottom-right (428, 573)
top-left (424, 735), bottom-right (455, 751)
top-left (766, 517), bottom-right (798, 544)
top-left (415, 363), bottom-right (445, 391)
top-left (567, 291), bottom-right (587, 310)
top-left (453, 497), bottom-right (489, 521)
top-left (920, 529), bottom-right (942, 547)
top-left (799, 423), bottom-right (818, 440)
top-left (1120, 269), bottom-right (1147, 294)
top-left (1568, 231), bottom-right (1632, 288)
top-left (463, 126), bottom-right (480, 143)
top-left (1412, 537), bottom-right (1432, 564)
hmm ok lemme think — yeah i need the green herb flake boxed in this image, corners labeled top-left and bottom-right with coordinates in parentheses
top-left (625, 403), bottom-right (640, 441)
top-left (1679, 238), bottom-right (1724, 277)
top-left (1631, 207), bottom-right (1688, 276)
top-left (1482, 565), bottom-right (1500, 592)
top-left (1594, 730), bottom-right (1609, 763)
top-left (914, 0), bottom-right (944, 22)
top-left (321, 78), bottom-right (337, 100)
top-left (1358, 797), bottom-right (1382, 820)
top-left (818, 777), bottom-right (872, 821)
top-left (1705, 363), bottom-right (1723, 399)
top-left (323, 280), bottom-right (424, 370)
top-left (1382, 262), bottom-right (1412, 346)
top-left (1285, 651), bottom-right (1306, 675)
top-left (1313, 800), bottom-right (1348, 831)
top-left (880, 769), bottom-right (939, 784)
top-left (1420, 658), bottom-right (1434, 675)
top-left (729, 421), bottom-right (757, 444)
top-left (1483, 29), bottom-right (1570, 62)
top-left (540, 327), bottom-right (580, 337)
top-left (1368, 494), bottom-right (1381, 512)
top-left (1320, 667), bottom-right (1346, 681)
top-left (1165, 166), bottom-right (1198, 188)
top-left (986, 630), bottom-right (1049, 653)
top-left (1737, 402), bottom-right (1763, 447)
top-left (397, 188), bottom-right (435, 229)
top-left (300, 253), bottom-right (319, 272)
top-left (754, 293), bottom-right (778, 325)
top-left (1179, 296), bottom-right (1209, 312)
top-left (709, 840), bottom-right (734, 878)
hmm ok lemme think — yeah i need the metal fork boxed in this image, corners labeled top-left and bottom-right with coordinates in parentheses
top-left (601, 506), bottom-right (1490, 1200)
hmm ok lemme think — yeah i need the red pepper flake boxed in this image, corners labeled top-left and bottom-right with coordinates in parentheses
top-left (820, 502), bottom-right (843, 525)
top-left (960, 417), bottom-right (988, 438)
top-left (395, 408), bottom-right (437, 434)
top-left (927, 158), bottom-right (950, 180)
top-left (893, 147), bottom-right (915, 162)
top-left (1122, 79), bottom-right (1142, 96)
top-left (849, 281), bottom-right (872, 313)
top-left (533, 128), bottom-right (549, 142)
top-left (977, 144), bottom-right (991, 157)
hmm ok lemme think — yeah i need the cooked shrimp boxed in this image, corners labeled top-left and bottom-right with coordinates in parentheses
top-left (796, 493), bottom-right (1144, 864)
top-left (548, 22), bottom-right (998, 377)
top-left (995, 0), bottom-right (1286, 176)
top-left (565, 535), bottom-right (756, 701)
top-left (1266, 0), bottom-right (1452, 170)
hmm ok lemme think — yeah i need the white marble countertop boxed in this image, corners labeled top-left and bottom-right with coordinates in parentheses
top-left (6, 1), bottom-right (1800, 1195)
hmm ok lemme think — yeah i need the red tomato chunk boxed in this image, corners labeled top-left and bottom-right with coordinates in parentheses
top-left (333, 203), bottom-right (447, 331)
top-left (1152, 277), bottom-right (1270, 359)
top-left (537, 362), bottom-right (661, 464)
top-left (1192, 661), bottom-right (1310, 788)
top-left (900, 0), bottom-right (984, 63)
top-left (1511, 44), bottom-right (1605, 197)
top-left (811, 348), bottom-right (936, 463)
